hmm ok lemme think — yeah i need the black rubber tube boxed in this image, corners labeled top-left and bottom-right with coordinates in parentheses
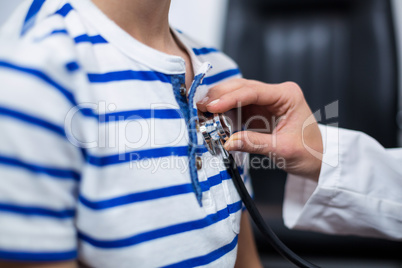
top-left (224, 154), bottom-right (320, 268)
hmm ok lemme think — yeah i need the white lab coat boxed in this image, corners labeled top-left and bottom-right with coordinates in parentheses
top-left (283, 125), bottom-right (402, 240)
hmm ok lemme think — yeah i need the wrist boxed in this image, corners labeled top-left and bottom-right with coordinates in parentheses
top-left (301, 122), bottom-right (323, 181)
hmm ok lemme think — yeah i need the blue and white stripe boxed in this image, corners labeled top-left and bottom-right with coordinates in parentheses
top-left (0, 0), bottom-right (249, 267)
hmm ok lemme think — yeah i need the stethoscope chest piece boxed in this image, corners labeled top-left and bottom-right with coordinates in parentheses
top-left (199, 112), bottom-right (232, 158)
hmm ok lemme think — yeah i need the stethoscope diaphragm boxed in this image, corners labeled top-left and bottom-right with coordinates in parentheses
top-left (198, 112), bottom-right (232, 158)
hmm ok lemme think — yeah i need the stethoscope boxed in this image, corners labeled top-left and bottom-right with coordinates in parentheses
top-left (199, 112), bottom-right (320, 268)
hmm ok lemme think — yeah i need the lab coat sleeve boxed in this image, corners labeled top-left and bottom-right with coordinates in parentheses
top-left (283, 124), bottom-right (402, 240)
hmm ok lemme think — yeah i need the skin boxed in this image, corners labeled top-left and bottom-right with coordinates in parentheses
top-left (91, 0), bottom-right (194, 89)
top-left (235, 212), bottom-right (263, 268)
top-left (198, 79), bottom-right (323, 181)
top-left (1, 1), bottom-right (262, 267)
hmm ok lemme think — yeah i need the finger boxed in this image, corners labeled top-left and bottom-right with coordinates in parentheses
top-left (224, 131), bottom-right (274, 156)
top-left (205, 81), bottom-right (299, 115)
top-left (197, 78), bottom-right (246, 112)
top-left (206, 87), bottom-right (259, 114)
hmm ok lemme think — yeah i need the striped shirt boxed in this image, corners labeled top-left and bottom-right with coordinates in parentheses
top-left (0, 0), bottom-right (251, 267)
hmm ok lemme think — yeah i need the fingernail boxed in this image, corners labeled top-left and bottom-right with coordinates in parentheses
top-left (224, 139), bottom-right (244, 151)
top-left (199, 96), bottom-right (209, 105)
top-left (207, 99), bottom-right (220, 107)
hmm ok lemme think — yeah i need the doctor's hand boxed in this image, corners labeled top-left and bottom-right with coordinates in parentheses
top-left (197, 79), bottom-right (323, 181)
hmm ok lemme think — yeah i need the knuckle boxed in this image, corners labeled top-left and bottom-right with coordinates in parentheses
top-left (236, 78), bottom-right (253, 91)
top-left (248, 79), bottom-right (260, 91)
top-left (283, 81), bottom-right (304, 98)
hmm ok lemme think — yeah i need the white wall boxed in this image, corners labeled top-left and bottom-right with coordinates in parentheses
top-left (169, 0), bottom-right (229, 49)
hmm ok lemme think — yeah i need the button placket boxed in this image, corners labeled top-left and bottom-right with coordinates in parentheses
top-left (171, 63), bottom-right (212, 207)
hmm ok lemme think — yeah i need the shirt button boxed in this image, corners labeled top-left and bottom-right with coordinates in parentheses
top-left (196, 156), bottom-right (203, 170)
top-left (180, 84), bottom-right (186, 96)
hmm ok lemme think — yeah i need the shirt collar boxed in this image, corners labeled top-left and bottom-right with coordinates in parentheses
top-left (69, 0), bottom-right (205, 75)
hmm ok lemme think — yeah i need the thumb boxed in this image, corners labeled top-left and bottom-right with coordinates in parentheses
top-left (223, 131), bottom-right (273, 155)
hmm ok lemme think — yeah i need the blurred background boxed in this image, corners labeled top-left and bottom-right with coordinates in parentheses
top-left (2, 0), bottom-right (402, 267)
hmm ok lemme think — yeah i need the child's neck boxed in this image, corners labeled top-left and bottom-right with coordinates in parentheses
top-left (92, 0), bottom-right (194, 89)
top-left (92, 0), bottom-right (173, 53)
